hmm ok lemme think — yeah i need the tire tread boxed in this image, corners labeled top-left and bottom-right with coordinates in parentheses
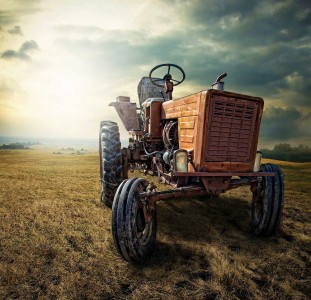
top-left (99, 121), bottom-right (123, 207)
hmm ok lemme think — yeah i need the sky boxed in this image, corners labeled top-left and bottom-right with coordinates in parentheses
top-left (0, 0), bottom-right (310, 148)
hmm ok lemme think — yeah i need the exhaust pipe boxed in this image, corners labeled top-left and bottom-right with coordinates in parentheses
top-left (211, 72), bottom-right (227, 91)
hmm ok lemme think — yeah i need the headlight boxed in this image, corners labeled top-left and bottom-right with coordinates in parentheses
top-left (173, 149), bottom-right (188, 172)
top-left (253, 151), bottom-right (262, 172)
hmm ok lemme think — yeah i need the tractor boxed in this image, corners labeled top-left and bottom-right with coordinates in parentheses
top-left (99, 63), bottom-right (284, 263)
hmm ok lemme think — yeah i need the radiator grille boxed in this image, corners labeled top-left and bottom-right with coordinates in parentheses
top-left (205, 97), bottom-right (259, 162)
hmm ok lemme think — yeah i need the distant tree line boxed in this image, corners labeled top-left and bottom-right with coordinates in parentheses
top-left (0, 142), bottom-right (38, 149)
top-left (0, 141), bottom-right (41, 150)
top-left (260, 144), bottom-right (311, 162)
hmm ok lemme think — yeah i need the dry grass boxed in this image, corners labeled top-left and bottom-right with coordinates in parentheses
top-left (0, 150), bottom-right (310, 299)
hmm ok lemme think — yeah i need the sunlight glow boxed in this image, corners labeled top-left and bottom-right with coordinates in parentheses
top-left (48, 70), bottom-right (83, 105)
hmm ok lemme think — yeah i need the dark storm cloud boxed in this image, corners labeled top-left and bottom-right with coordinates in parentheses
top-left (260, 106), bottom-right (311, 140)
top-left (184, 0), bottom-right (311, 43)
top-left (1, 40), bottom-right (39, 61)
top-left (166, 0), bottom-right (311, 102)
top-left (8, 25), bottom-right (23, 35)
top-left (261, 106), bottom-right (301, 140)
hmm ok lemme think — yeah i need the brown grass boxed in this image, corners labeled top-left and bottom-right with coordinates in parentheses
top-left (0, 150), bottom-right (310, 299)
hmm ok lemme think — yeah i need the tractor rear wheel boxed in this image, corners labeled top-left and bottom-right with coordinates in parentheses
top-left (99, 121), bottom-right (122, 207)
top-left (251, 163), bottom-right (284, 236)
top-left (111, 178), bottom-right (157, 263)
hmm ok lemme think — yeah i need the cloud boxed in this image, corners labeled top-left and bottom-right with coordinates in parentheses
top-left (0, 10), bottom-right (17, 26)
top-left (52, 0), bottom-right (311, 108)
top-left (1, 0), bottom-right (310, 142)
top-left (1, 49), bottom-right (30, 61)
top-left (0, 4), bottom-right (41, 26)
top-left (145, 0), bottom-right (311, 107)
top-left (54, 25), bottom-right (104, 39)
top-left (7, 25), bottom-right (23, 35)
top-left (1, 40), bottom-right (39, 61)
top-left (19, 40), bottom-right (38, 52)
top-left (173, 0), bottom-right (311, 44)
top-left (260, 106), bottom-right (311, 141)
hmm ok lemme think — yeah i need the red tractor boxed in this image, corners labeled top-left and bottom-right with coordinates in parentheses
top-left (99, 63), bottom-right (284, 263)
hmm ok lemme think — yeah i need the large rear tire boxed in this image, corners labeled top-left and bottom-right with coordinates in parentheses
top-left (251, 163), bottom-right (284, 236)
top-left (112, 178), bottom-right (157, 263)
top-left (99, 121), bottom-right (122, 208)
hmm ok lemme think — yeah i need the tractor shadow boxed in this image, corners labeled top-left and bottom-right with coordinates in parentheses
top-left (139, 190), bottom-right (291, 266)
top-left (157, 193), bottom-right (252, 242)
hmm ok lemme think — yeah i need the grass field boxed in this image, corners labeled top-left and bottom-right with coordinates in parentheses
top-left (0, 149), bottom-right (310, 299)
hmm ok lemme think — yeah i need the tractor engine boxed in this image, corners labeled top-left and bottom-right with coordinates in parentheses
top-left (162, 120), bottom-right (178, 166)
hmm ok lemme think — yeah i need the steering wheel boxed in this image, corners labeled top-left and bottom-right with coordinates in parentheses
top-left (149, 63), bottom-right (185, 87)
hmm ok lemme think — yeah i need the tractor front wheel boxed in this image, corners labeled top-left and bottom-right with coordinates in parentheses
top-left (251, 163), bottom-right (284, 236)
top-left (111, 178), bottom-right (157, 263)
top-left (99, 121), bottom-right (122, 207)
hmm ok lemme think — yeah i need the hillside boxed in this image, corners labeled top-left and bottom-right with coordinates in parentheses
top-left (0, 150), bottom-right (310, 299)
